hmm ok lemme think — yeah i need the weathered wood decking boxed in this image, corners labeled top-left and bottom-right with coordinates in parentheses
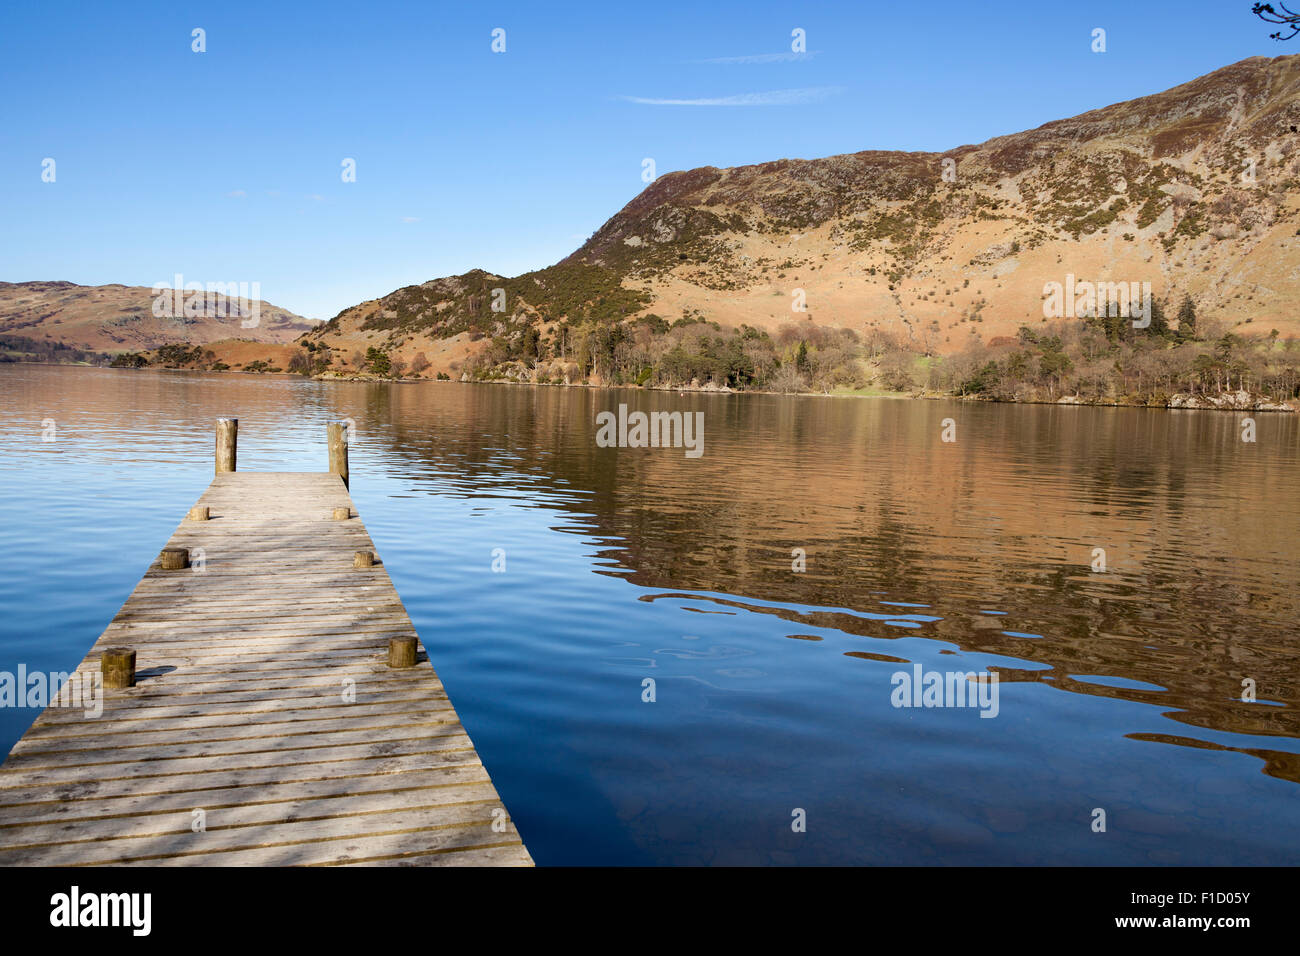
top-left (0, 470), bottom-right (532, 866)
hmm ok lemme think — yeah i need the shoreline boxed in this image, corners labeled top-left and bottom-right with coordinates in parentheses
top-left (10, 360), bottom-right (1297, 413)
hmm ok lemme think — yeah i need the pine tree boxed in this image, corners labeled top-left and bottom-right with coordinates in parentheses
top-left (1177, 295), bottom-right (1197, 340)
top-left (1148, 299), bottom-right (1171, 339)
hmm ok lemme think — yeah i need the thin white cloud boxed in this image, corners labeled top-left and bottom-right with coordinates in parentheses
top-left (226, 190), bottom-right (247, 198)
top-left (265, 189), bottom-right (281, 197)
top-left (695, 51), bottom-right (818, 64)
top-left (401, 216), bottom-right (420, 223)
top-left (306, 194), bottom-right (324, 202)
top-left (621, 86), bottom-right (842, 107)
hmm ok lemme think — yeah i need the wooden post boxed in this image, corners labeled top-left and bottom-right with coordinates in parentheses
top-left (332, 507), bottom-right (350, 520)
top-left (388, 637), bottom-right (417, 668)
top-left (216, 418), bottom-right (238, 474)
top-left (354, 550), bottom-right (374, 569)
top-left (102, 648), bottom-right (136, 689)
top-left (327, 422), bottom-right (349, 489)
top-left (160, 547), bottom-right (190, 570)
top-left (188, 506), bottom-right (210, 521)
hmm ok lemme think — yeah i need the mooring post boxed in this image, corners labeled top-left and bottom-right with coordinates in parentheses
top-left (101, 647), bottom-right (136, 689)
top-left (388, 637), bottom-right (417, 668)
top-left (216, 418), bottom-right (238, 474)
top-left (327, 421), bottom-right (350, 489)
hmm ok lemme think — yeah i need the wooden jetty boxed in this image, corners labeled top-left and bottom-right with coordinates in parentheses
top-left (0, 420), bottom-right (532, 866)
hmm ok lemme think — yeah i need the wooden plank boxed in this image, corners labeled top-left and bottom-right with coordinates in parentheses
top-left (0, 472), bottom-right (532, 867)
top-left (0, 783), bottom-right (507, 850)
top-left (16, 711), bottom-right (466, 749)
top-left (109, 824), bottom-right (529, 867)
top-left (0, 766), bottom-right (494, 823)
top-left (0, 750), bottom-right (489, 807)
top-left (27, 695), bottom-right (454, 729)
top-left (0, 800), bottom-right (519, 866)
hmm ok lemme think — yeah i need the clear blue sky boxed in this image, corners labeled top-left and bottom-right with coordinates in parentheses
top-left (0, 1), bottom-right (1284, 319)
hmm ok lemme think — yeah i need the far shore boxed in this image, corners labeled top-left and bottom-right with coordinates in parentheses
top-left (11, 360), bottom-right (1297, 413)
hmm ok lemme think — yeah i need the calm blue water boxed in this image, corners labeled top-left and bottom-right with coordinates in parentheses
top-left (1, 365), bottom-right (1298, 864)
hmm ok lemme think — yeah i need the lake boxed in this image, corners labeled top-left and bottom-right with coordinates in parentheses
top-left (1, 364), bottom-right (1297, 864)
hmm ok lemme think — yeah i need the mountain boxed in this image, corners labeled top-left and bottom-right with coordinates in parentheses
top-left (303, 54), bottom-right (1300, 380)
top-left (0, 281), bottom-right (318, 354)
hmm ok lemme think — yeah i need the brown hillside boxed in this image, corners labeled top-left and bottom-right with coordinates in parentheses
top-left (307, 54), bottom-right (1300, 376)
top-left (0, 281), bottom-right (319, 353)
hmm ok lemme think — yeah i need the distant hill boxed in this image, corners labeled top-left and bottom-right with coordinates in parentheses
top-left (304, 54), bottom-right (1300, 379)
top-left (0, 281), bottom-right (318, 354)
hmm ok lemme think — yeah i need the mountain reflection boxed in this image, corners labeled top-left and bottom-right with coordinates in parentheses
top-left (364, 381), bottom-right (1300, 782)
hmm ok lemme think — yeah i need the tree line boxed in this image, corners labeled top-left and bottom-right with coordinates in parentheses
top-left (70, 297), bottom-right (1300, 408)
top-left (462, 299), bottom-right (1300, 406)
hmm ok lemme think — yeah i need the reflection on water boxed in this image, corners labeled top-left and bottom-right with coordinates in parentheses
top-left (0, 365), bottom-right (1297, 864)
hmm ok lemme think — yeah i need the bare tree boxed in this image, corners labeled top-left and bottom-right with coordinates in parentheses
top-left (287, 350), bottom-right (312, 375)
top-left (768, 362), bottom-right (807, 393)
top-left (1254, 3), bottom-right (1300, 39)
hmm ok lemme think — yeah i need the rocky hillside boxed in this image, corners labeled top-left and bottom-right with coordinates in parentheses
top-left (0, 281), bottom-right (318, 354)
top-left (304, 54), bottom-right (1300, 378)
